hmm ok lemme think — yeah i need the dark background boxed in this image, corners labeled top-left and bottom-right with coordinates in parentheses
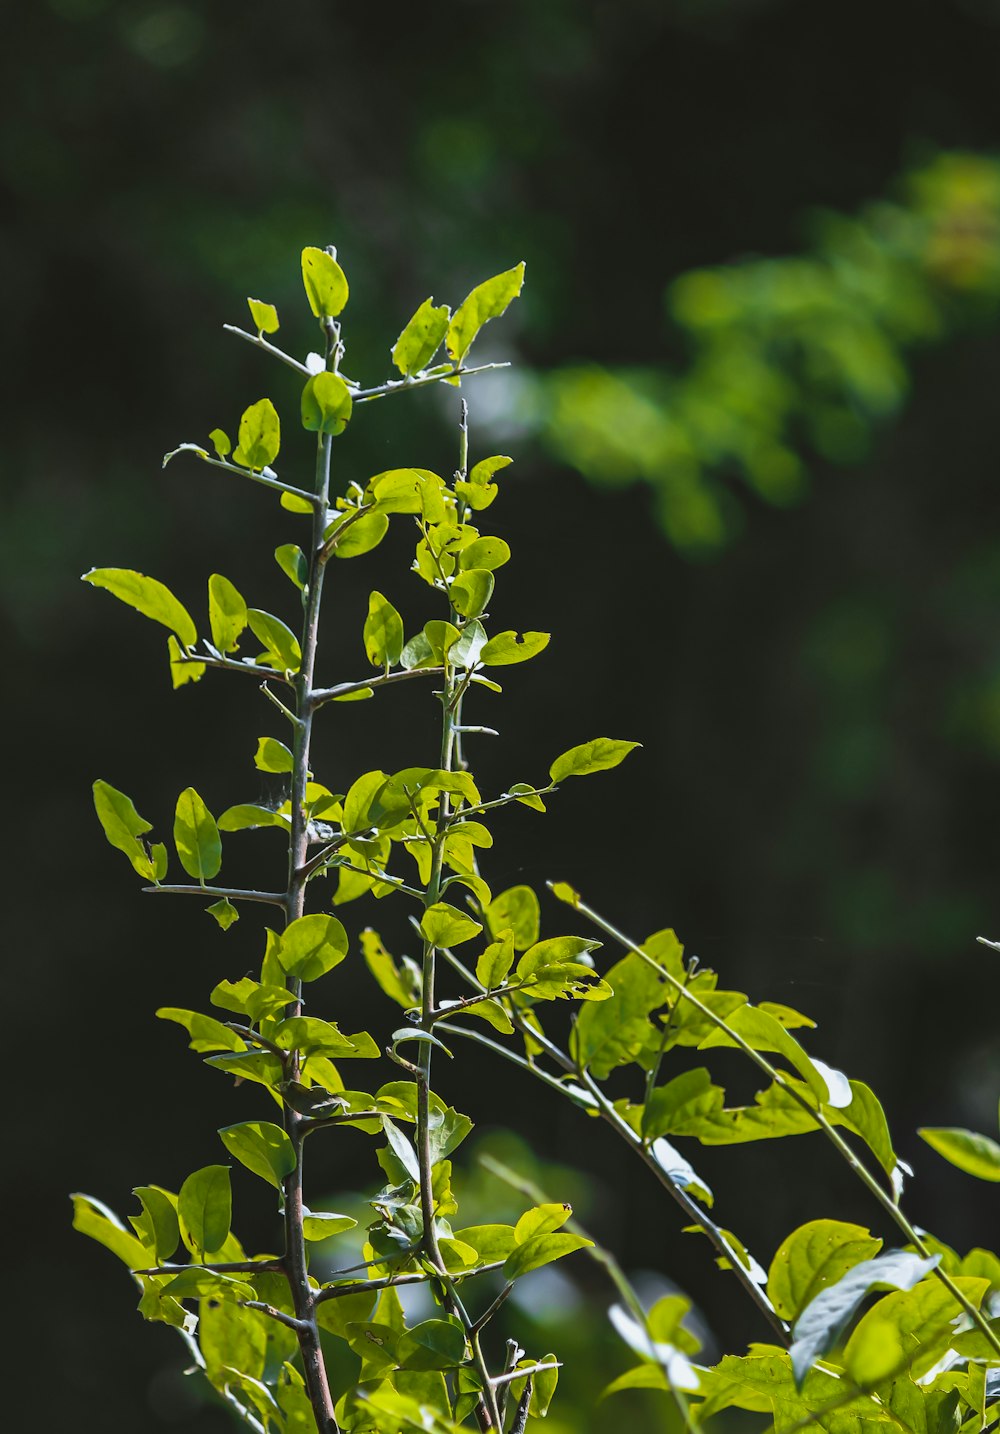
top-left (6, 1), bottom-right (1000, 1428)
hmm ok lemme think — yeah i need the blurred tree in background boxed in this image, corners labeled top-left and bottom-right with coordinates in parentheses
top-left (7, 0), bottom-right (1000, 1428)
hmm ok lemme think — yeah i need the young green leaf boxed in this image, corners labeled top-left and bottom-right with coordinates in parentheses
top-left (573, 951), bottom-right (669, 1078)
top-left (918, 1126), bottom-right (1000, 1182)
top-left (277, 914), bottom-right (349, 982)
top-left (173, 787), bottom-right (222, 882)
top-left (72, 1193), bottom-right (151, 1269)
top-left (361, 929), bottom-right (418, 1008)
top-left (767, 1220), bottom-right (884, 1324)
top-left (476, 931), bottom-right (516, 988)
top-left (480, 630), bottom-right (550, 666)
top-left (446, 262), bottom-right (525, 366)
top-left (247, 608), bottom-right (302, 672)
top-left (254, 736), bottom-right (294, 774)
top-left (274, 544), bottom-right (308, 591)
top-left (332, 511), bottom-right (389, 560)
top-left (218, 1120), bottom-right (296, 1189)
top-left (420, 903), bottom-right (483, 948)
top-left (217, 803), bottom-right (287, 832)
top-left (301, 245), bottom-right (349, 318)
top-left (131, 1186), bottom-right (180, 1263)
top-left (503, 1231), bottom-right (592, 1281)
top-left (396, 1318), bottom-right (467, 1371)
top-left (207, 573), bottom-right (247, 654)
top-left (208, 428), bottom-right (231, 458)
top-left (206, 897), bottom-right (239, 930)
top-left (449, 569), bottom-right (495, 619)
top-left (233, 398), bottom-right (281, 471)
top-left (92, 779), bottom-right (158, 880)
top-left (301, 371), bottom-right (353, 436)
top-left (178, 1165), bottom-right (232, 1258)
top-left (392, 297), bottom-right (451, 376)
top-left (486, 886), bottom-right (540, 951)
top-left (457, 536), bottom-right (511, 572)
top-left (83, 567), bottom-right (197, 648)
top-left (157, 1007), bottom-right (246, 1053)
top-left (168, 634), bottom-right (204, 688)
top-left (247, 297), bottom-right (279, 334)
top-left (364, 590), bottom-right (404, 668)
top-left (549, 737), bottom-right (640, 783)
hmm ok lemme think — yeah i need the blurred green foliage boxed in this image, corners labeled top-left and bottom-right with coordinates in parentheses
top-left (540, 153), bottom-right (1000, 549)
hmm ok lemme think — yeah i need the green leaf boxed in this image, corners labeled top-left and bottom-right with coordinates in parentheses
top-left (333, 510), bottom-right (389, 559)
top-left (397, 1318), bottom-right (467, 1371)
top-left (178, 1164), bottom-right (231, 1257)
top-left (207, 573), bottom-right (247, 654)
top-left (247, 297), bottom-right (279, 334)
top-left (450, 619), bottom-right (488, 669)
top-left (458, 536), bottom-right (511, 572)
top-left (768, 1220), bottom-right (884, 1323)
top-left (254, 736), bottom-right (294, 774)
top-left (168, 633), bottom-right (204, 688)
top-left (382, 1115), bottom-right (421, 1183)
top-left (789, 1250), bottom-right (939, 1386)
top-left (503, 1231), bottom-right (592, 1281)
top-left (642, 1067), bottom-right (726, 1139)
top-left (217, 803), bottom-right (286, 832)
top-left (302, 1211), bottom-right (358, 1241)
top-left (301, 245), bottom-right (349, 318)
top-left (163, 1267), bottom-right (254, 1302)
top-left (549, 737), bottom-right (640, 783)
top-left (392, 297), bottom-right (451, 375)
top-left (211, 977), bottom-right (294, 1021)
top-left (918, 1126), bottom-right (1000, 1182)
top-left (446, 262), bottom-right (525, 366)
top-left (173, 787), bottom-right (222, 882)
top-left (844, 1276), bottom-right (989, 1384)
top-left (233, 398), bottom-right (281, 471)
top-left (515, 1203), bottom-right (572, 1242)
top-left (247, 608), bottom-right (302, 672)
top-left (218, 1120), bottom-right (296, 1189)
top-left (515, 935), bottom-right (608, 1000)
top-left (206, 897), bottom-right (239, 930)
top-left (476, 931), bottom-right (516, 988)
top-left (157, 1006), bottom-right (246, 1053)
top-left (362, 929), bottom-right (418, 1008)
top-left (835, 1080), bottom-right (898, 1180)
top-left (83, 567), bottom-right (197, 647)
top-left (486, 885), bottom-right (540, 952)
top-left (274, 1016), bottom-right (373, 1060)
top-left (364, 590), bottom-right (404, 668)
top-left (470, 455), bottom-right (513, 486)
top-left (72, 1192), bottom-right (150, 1269)
top-left (208, 428), bottom-right (231, 458)
top-left (278, 914), bottom-right (349, 982)
top-left (480, 630), bottom-right (550, 666)
top-left (573, 951), bottom-right (669, 1079)
top-left (301, 371), bottom-right (353, 436)
top-left (699, 1005), bottom-right (829, 1104)
top-left (92, 779), bottom-right (158, 880)
top-left (420, 902), bottom-right (483, 948)
top-left (449, 569), bottom-right (495, 620)
top-left (602, 1364), bottom-right (671, 1399)
top-left (274, 543), bottom-right (308, 591)
top-left (131, 1186), bottom-right (180, 1263)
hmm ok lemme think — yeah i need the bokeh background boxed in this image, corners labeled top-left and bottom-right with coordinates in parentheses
top-left (7, 0), bottom-right (1000, 1428)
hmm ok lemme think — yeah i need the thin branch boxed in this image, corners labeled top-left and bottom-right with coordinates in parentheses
top-left (492, 1362), bottom-right (561, 1389)
top-left (166, 443), bottom-right (319, 505)
top-left (175, 650), bottom-right (289, 684)
top-left (316, 501), bottom-right (376, 565)
top-left (469, 1280), bottom-right (514, 1335)
top-left (314, 1260), bottom-right (505, 1304)
top-left (351, 360), bottom-right (511, 404)
top-left (134, 1258), bottom-right (285, 1277)
top-left (310, 665), bottom-right (445, 709)
top-left (142, 884), bottom-right (288, 907)
top-left (239, 1300), bottom-right (312, 1333)
top-left (222, 323), bottom-right (313, 376)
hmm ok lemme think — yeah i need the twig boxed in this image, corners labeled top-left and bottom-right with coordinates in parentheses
top-left (310, 665), bottom-right (445, 709)
top-left (223, 323), bottom-right (312, 376)
top-left (239, 1300), bottom-right (312, 1333)
top-left (351, 361), bottom-right (511, 404)
top-left (142, 884), bottom-right (288, 907)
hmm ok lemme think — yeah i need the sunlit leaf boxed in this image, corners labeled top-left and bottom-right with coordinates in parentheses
top-left (247, 297), bottom-right (279, 334)
top-left (918, 1126), bottom-right (1000, 1182)
top-left (767, 1220), bottom-right (883, 1323)
top-left (207, 573), bottom-right (247, 654)
top-left (218, 1120), bottom-right (296, 1189)
top-left (549, 737), bottom-right (640, 783)
top-left (178, 1164), bottom-right (231, 1258)
top-left (301, 371), bottom-right (353, 436)
top-left (301, 245), bottom-right (349, 318)
top-left (392, 297), bottom-right (451, 376)
top-left (233, 398), bottom-right (281, 471)
top-left (446, 262), bottom-right (525, 366)
top-left (173, 787), bottom-right (222, 881)
top-left (83, 567), bottom-right (197, 647)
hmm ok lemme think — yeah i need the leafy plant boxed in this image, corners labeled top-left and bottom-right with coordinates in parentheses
top-left (75, 245), bottom-right (1000, 1434)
